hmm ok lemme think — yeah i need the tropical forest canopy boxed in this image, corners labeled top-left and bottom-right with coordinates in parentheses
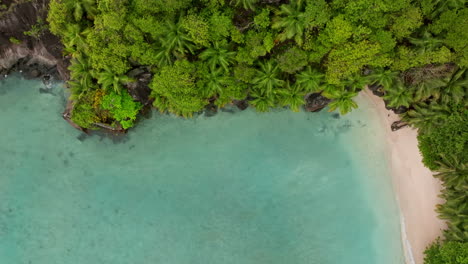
top-left (46, 0), bottom-right (467, 261)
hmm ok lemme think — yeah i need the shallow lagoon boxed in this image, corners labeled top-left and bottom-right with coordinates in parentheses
top-left (0, 75), bottom-right (404, 264)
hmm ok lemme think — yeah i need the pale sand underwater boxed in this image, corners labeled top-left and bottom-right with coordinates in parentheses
top-left (360, 89), bottom-right (446, 264)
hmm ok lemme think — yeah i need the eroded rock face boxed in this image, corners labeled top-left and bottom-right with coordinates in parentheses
top-left (126, 67), bottom-right (152, 105)
top-left (0, 0), bottom-right (68, 80)
top-left (305, 93), bottom-right (332, 112)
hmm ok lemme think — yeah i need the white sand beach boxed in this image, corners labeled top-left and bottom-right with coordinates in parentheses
top-left (361, 89), bottom-right (447, 264)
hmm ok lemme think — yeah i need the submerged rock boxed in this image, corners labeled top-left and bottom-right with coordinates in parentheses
top-left (305, 93), bottom-right (332, 112)
top-left (233, 99), bottom-right (249, 111)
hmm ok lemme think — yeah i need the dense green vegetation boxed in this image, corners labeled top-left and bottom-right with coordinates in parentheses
top-left (46, 0), bottom-right (467, 261)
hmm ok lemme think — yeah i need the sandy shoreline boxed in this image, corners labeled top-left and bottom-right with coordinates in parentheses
top-left (360, 89), bottom-right (446, 264)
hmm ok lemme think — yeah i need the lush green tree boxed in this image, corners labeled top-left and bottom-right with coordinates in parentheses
top-left (417, 105), bottom-right (468, 170)
top-left (250, 90), bottom-right (275, 112)
top-left (276, 82), bottom-right (307, 112)
top-left (150, 60), bottom-right (207, 117)
top-left (158, 19), bottom-right (196, 58)
top-left (434, 68), bottom-right (467, 104)
top-left (325, 40), bottom-right (391, 84)
top-left (295, 66), bottom-right (324, 93)
top-left (199, 41), bottom-right (236, 72)
top-left (231, 0), bottom-right (257, 11)
top-left (272, 1), bottom-right (307, 46)
top-left (424, 239), bottom-right (468, 264)
top-left (101, 90), bottom-right (142, 129)
top-left (322, 87), bottom-right (359, 115)
top-left (97, 69), bottom-right (135, 94)
top-left (68, 56), bottom-right (96, 99)
top-left (252, 60), bottom-right (284, 95)
top-left (369, 68), bottom-right (399, 89)
top-left (402, 102), bottom-right (452, 133)
top-left (276, 46), bottom-right (308, 74)
top-left (383, 80), bottom-right (414, 108)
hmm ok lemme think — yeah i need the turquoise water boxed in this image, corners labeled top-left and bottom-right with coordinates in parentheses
top-left (0, 75), bottom-right (404, 264)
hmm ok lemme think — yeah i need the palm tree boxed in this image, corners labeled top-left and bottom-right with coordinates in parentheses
top-left (323, 88), bottom-right (359, 115)
top-left (343, 74), bottom-right (370, 92)
top-left (230, 0), bottom-right (257, 10)
top-left (427, 0), bottom-right (466, 19)
top-left (252, 60), bottom-right (284, 95)
top-left (158, 19), bottom-right (196, 58)
top-left (199, 42), bottom-right (236, 72)
top-left (198, 67), bottom-right (233, 98)
top-left (68, 56), bottom-right (95, 99)
top-left (409, 30), bottom-right (444, 54)
top-left (65, 0), bottom-right (97, 21)
top-left (62, 24), bottom-right (88, 56)
top-left (276, 82), bottom-right (306, 112)
top-left (402, 102), bottom-right (451, 132)
top-left (295, 66), bottom-right (324, 93)
top-left (250, 90), bottom-right (275, 112)
top-left (434, 154), bottom-right (468, 192)
top-left (272, 1), bottom-right (307, 46)
top-left (413, 78), bottom-right (445, 102)
top-left (97, 69), bottom-right (135, 94)
top-left (437, 68), bottom-right (467, 104)
top-left (369, 68), bottom-right (399, 89)
top-left (383, 80), bottom-right (414, 108)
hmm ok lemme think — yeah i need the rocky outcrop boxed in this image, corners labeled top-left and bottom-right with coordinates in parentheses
top-left (126, 67), bottom-right (152, 105)
top-left (304, 93), bottom-right (332, 112)
top-left (0, 0), bottom-right (68, 81)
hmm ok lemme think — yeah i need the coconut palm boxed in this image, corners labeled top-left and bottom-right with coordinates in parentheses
top-left (436, 187), bottom-right (468, 242)
top-left (250, 90), bottom-right (275, 112)
top-left (369, 68), bottom-right (399, 89)
top-left (383, 80), bottom-right (414, 108)
top-left (62, 24), bottom-right (87, 55)
top-left (427, 0), bottom-right (466, 19)
top-left (343, 74), bottom-right (370, 92)
top-left (435, 154), bottom-right (468, 192)
top-left (295, 66), bottom-right (324, 93)
top-left (402, 102), bottom-right (451, 132)
top-left (272, 1), bottom-right (307, 46)
top-left (276, 82), bottom-right (306, 112)
top-left (66, 0), bottom-right (97, 21)
top-left (97, 69), bottom-right (135, 94)
top-left (198, 67), bottom-right (233, 98)
top-left (158, 20), bottom-right (196, 57)
top-left (68, 56), bottom-right (95, 99)
top-left (230, 0), bottom-right (257, 10)
top-left (409, 30), bottom-right (444, 54)
top-left (199, 42), bottom-right (236, 72)
top-left (252, 60), bottom-right (284, 95)
top-left (323, 87), bottom-right (359, 115)
top-left (436, 68), bottom-right (467, 104)
top-left (413, 78), bottom-right (445, 102)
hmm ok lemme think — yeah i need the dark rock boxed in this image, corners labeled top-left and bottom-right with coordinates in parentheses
top-left (305, 93), bottom-right (332, 112)
top-left (233, 99), bottom-right (249, 111)
top-left (126, 69), bottom-right (152, 105)
top-left (384, 101), bottom-right (408, 114)
top-left (204, 104), bottom-right (218, 117)
top-left (391, 120), bottom-right (408, 131)
top-left (332, 113), bottom-right (340, 119)
top-left (0, 0), bottom-right (69, 81)
top-left (368, 84), bottom-right (385, 97)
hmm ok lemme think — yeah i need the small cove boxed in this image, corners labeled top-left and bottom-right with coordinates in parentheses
top-left (0, 75), bottom-right (404, 264)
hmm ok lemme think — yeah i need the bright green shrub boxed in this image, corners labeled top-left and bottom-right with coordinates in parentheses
top-left (418, 106), bottom-right (468, 170)
top-left (101, 90), bottom-right (142, 129)
top-left (424, 239), bottom-right (468, 264)
top-left (149, 60), bottom-right (207, 117)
